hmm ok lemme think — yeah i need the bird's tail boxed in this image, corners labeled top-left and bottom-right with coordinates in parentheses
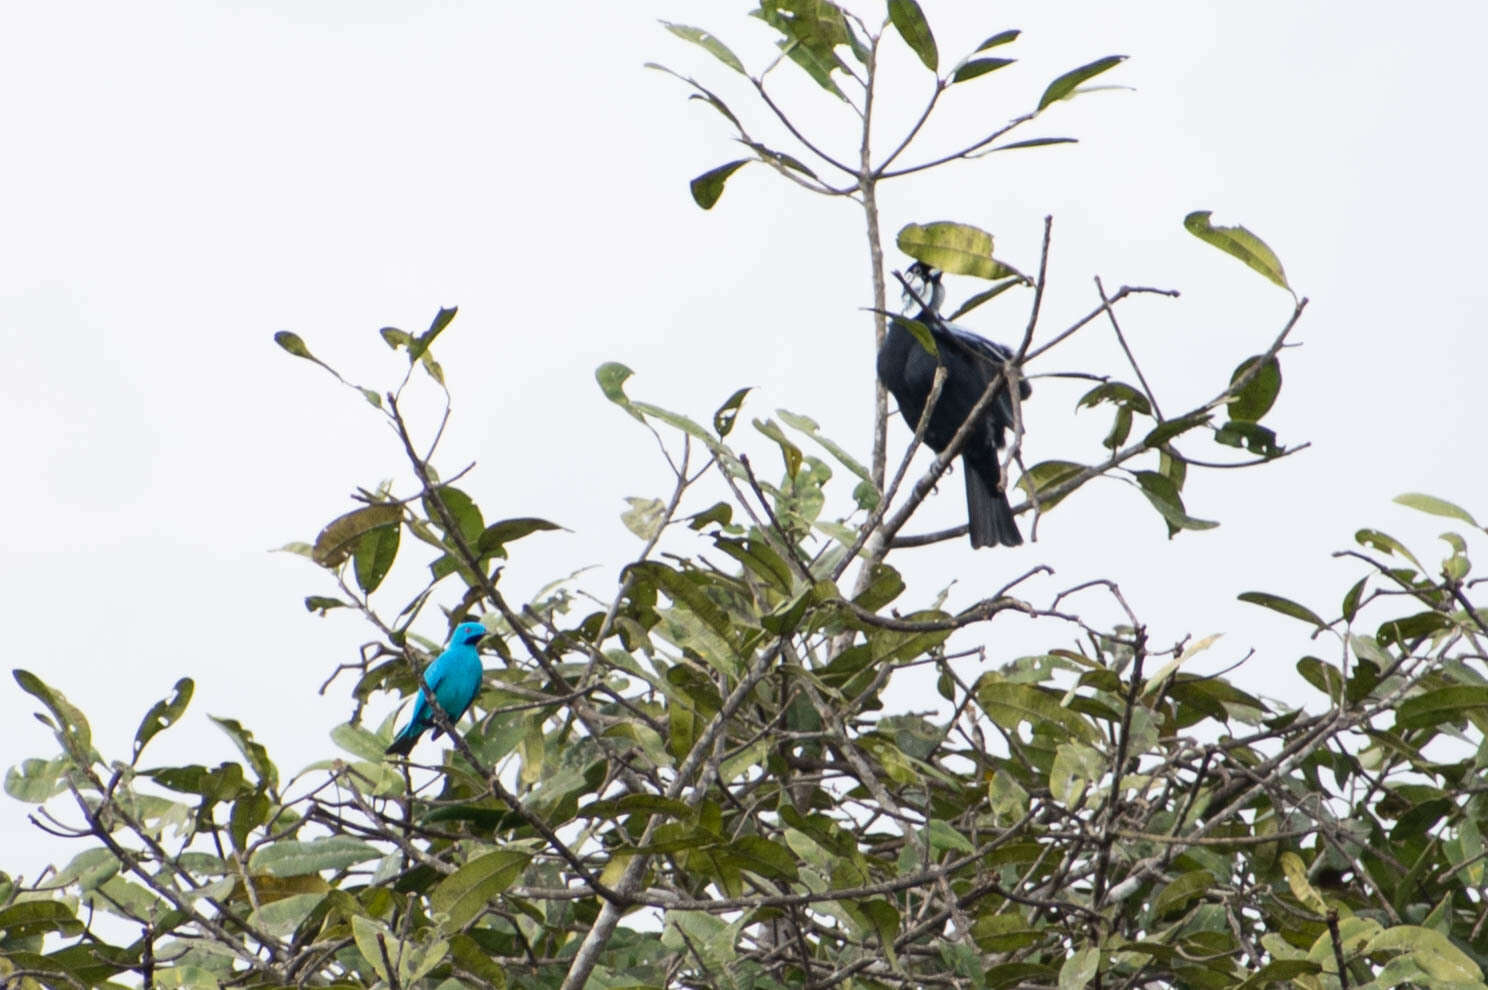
top-left (385, 722), bottom-right (423, 757)
top-left (965, 462), bottom-right (1023, 549)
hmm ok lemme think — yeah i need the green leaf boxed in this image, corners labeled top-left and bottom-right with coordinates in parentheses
top-left (690, 160), bottom-right (749, 210)
top-left (432, 849), bottom-right (531, 931)
top-left (0, 900), bottom-right (84, 938)
top-left (1142, 411), bottom-right (1211, 447)
top-left (946, 278), bottom-right (1022, 321)
top-left (973, 914), bottom-right (1039, 953)
top-left (1078, 381), bottom-right (1151, 416)
top-left (1038, 55), bottom-right (1127, 111)
top-left (1364, 926), bottom-right (1483, 982)
top-left (597, 362), bottom-right (640, 418)
top-left (778, 408), bottom-right (871, 481)
top-left (754, 0), bottom-right (852, 100)
top-left (1396, 686), bottom-right (1488, 729)
top-left (662, 21), bottom-right (746, 74)
top-left (312, 503), bottom-right (402, 569)
top-left (888, 0), bottom-right (937, 71)
top-left (628, 562), bottom-right (740, 655)
top-left (1297, 656), bottom-right (1344, 702)
top-left (147, 762), bottom-right (248, 800)
top-left (407, 306), bottom-right (457, 363)
top-left (745, 142), bottom-right (820, 179)
top-left (728, 835), bottom-right (800, 881)
top-left (1237, 591), bottom-right (1326, 629)
top-left (330, 723), bottom-right (389, 763)
top-left (477, 517), bottom-right (563, 556)
top-left (1354, 528), bottom-right (1424, 571)
top-left (1236, 961), bottom-right (1322, 990)
top-left (398, 934), bottom-right (449, 988)
top-left (1016, 459), bottom-right (1086, 511)
top-left (684, 86), bottom-right (743, 130)
top-left (1341, 577), bottom-right (1367, 623)
top-left (622, 497), bottom-right (668, 541)
top-left (1183, 211), bottom-right (1292, 291)
top-left (380, 326), bottom-right (413, 351)
top-left (230, 792), bottom-right (271, 851)
top-left (975, 674), bottom-right (1101, 745)
top-left (1377, 610), bottom-right (1451, 648)
top-left (5, 756), bottom-right (67, 802)
top-left (926, 818), bottom-right (975, 855)
top-left (1133, 471), bottom-right (1218, 536)
top-left (687, 502), bottom-right (733, 531)
top-left (753, 417), bottom-right (803, 480)
top-left (896, 221), bottom-right (1006, 280)
top-left (1228, 355), bottom-right (1282, 422)
top-left (1280, 851), bottom-right (1328, 914)
top-left (209, 716), bottom-right (278, 789)
top-left (580, 794), bottom-right (695, 821)
top-left (54, 848), bottom-right (121, 891)
top-left (1050, 742), bottom-right (1103, 806)
top-left (424, 486), bottom-right (484, 547)
top-left (989, 136), bottom-right (1079, 152)
top-left (1059, 945), bottom-right (1100, 990)
top-left (1153, 869), bottom-right (1214, 918)
top-left (249, 892), bottom-right (325, 940)
top-left (890, 315), bottom-right (938, 358)
top-left (272, 331), bottom-right (314, 360)
top-left (713, 387), bottom-right (752, 438)
top-left (450, 934), bottom-right (509, 987)
top-left (1394, 492), bottom-right (1479, 528)
top-left (352, 915), bottom-right (394, 980)
top-left (1158, 446), bottom-right (1188, 491)
top-left (133, 678), bottom-right (194, 762)
top-left (353, 521), bottom-right (399, 595)
top-left (1105, 408), bottom-right (1133, 450)
top-left (1215, 420), bottom-right (1281, 456)
top-left (714, 537), bottom-right (794, 594)
top-left (250, 837), bottom-right (382, 877)
top-left (14, 669), bottom-right (92, 764)
top-left (976, 29), bottom-right (1020, 52)
top-left (951, 57), bottom-right (1012, 83)
top-left (304, 595), bottom-right (347, 615)
top-left (853, 563), bottom-right (904, 612)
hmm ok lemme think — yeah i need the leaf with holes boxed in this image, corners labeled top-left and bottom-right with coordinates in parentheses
top-left (133, 678), bottom-right (194, 761)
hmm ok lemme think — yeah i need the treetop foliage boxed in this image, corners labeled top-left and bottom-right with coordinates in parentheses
top-left (7, 5), bottom-right (1487, 990)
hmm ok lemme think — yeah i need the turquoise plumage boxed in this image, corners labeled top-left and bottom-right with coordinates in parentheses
top-left (385, 621), bottom-right (488, 756)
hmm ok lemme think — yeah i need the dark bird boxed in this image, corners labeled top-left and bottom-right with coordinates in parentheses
top-left (876, 262), bottom-right (1031, 548)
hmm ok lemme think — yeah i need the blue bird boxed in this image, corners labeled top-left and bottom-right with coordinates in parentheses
top-left (385, 621), bottom-right (488, 756)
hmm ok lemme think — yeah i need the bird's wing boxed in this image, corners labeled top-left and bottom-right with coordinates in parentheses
top-left (938, 322), bottom-right (1014, 365)
top-left (420, 651), bottom-right (455, 699)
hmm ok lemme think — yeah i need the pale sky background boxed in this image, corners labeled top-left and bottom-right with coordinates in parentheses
top-left (3, 1), bottom-right (1485, 879)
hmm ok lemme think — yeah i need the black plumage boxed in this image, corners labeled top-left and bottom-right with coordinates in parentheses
top-left (876, 263), bottom-right (1032, 548)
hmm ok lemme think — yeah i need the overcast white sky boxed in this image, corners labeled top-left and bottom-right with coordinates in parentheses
top-left (4, 1), bottom-right (1485, 878)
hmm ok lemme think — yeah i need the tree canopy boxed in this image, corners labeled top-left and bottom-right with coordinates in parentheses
top-left (6, 5), bottom-right (1488, 990)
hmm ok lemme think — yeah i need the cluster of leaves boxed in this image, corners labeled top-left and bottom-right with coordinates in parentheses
top-left (6, 4), bottom-right (1482, 990)
top-left (5, 331), bottom-right (1488, 989)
